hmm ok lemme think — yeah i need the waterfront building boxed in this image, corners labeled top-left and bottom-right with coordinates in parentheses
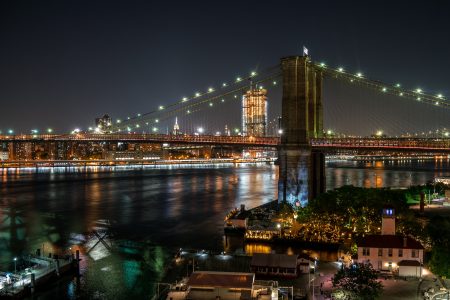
top-left (242, 88), bottom-right (267, 137)
top-left (12, 142), bottom-right (34, 160)
top-left (166, 271), bottom-right (279, 300)
top-left (0, 151), bottom-right (8, 160)
top-left (357, 208), bottom-right (424, 277)
top-left (225, 204), bottom-right (249, 232)
top-left (250, 253), bottom-right (313, 278)
top-left (104, 151), bottom-right (161, 161)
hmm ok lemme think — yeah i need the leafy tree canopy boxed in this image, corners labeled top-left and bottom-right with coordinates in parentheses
top-left (332, 262), bottom-right (383, 300)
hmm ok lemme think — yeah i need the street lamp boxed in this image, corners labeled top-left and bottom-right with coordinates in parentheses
top-left (14, 257), bottom-right (17, 273)
top-left (197, 127), bottom-right (204, 134)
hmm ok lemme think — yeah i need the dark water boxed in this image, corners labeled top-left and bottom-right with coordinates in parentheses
top-left (1, 159), bottom-right (449, 299)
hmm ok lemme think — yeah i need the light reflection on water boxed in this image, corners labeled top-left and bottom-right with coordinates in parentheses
top-left (0, 159), bottom-right (449, 298)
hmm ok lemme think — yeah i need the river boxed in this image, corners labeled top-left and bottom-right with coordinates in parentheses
top-left (0, 158), bottom-right (449, 299)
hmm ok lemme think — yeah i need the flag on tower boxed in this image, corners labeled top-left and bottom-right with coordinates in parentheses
top-left (303, 46), bottom-right (309, 56)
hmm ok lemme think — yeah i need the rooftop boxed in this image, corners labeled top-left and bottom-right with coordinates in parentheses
top-left (398, 260), bottom-right (422, 267)
top-left (357, 235), bottom-right (424, 250)
top-left (187, 271), bottom-right (254, 289)
top-left (251, 253), bottom-right (298, 268)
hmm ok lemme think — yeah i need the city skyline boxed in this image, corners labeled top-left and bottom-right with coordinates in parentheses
top-left (0, 1), bottom-right (449, 134)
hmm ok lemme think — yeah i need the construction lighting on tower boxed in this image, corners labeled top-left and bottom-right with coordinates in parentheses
top-left (242, 86), bottom-right (268, 137)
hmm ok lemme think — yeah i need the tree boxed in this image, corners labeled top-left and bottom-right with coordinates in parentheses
top-left (332, 262), bottom-right (383, 300)
top-left (426, 216), bottom-right (450, 277)
top-left (429, 245), bottom-right (450, 278)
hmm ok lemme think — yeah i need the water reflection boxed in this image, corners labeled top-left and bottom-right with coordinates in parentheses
top-left (0, 160), bottom-right (449, 298)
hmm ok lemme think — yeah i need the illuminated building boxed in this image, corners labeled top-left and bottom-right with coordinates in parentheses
top-left (0, 151), bottom-right (8, 161)
top-left (95, 114), bottom-right (112, 133)
top-left (224, 124), bottom-right (231, 136)
top-left (357, 208), bottom-right (424, 276)
top-left (172, 117), bottom-right (181, 135)
top-left (242, 88), bottom-right (267, 137)
top-left (12, 142), bottom-right (34, 160)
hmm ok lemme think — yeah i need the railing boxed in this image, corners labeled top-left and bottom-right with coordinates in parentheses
top-left (0, 133), bottom-right (280, 146)
top-left (311, 138), bottom-right (450, 151)
top-left (1, 134), bottom-right (450, 151)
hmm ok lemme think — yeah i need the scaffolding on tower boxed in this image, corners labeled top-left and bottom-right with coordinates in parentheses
top-left (242, 86), bottom-right (268, 137)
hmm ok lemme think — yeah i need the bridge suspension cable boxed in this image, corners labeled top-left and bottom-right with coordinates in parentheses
top-left (111, 65), bottom-right (281, 133)
top-left (312, 62), bottom-right (449, 109)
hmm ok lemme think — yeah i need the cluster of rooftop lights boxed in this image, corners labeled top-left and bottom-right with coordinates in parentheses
top-left (317, 62), bottom-right (445, 105)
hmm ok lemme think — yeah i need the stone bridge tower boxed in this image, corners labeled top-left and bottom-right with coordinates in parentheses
top-left (278, 55), bottom-right (325, 206)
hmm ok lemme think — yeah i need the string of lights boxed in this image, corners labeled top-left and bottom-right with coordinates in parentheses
top-left (112, 66), bottom-right (281, 132)
top-left (313, 61), bottom-right (448, 109)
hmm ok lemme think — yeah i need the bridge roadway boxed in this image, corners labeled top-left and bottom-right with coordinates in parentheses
top-left (1, 134), bottom-right (450, 152)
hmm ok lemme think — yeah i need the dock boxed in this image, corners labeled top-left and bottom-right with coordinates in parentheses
top-left (0, 252), bottom-right (77, 298)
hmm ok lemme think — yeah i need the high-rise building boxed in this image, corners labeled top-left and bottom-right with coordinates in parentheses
top-left (242, 88), bottom-right (267, 137)
top-left (95, 114), bottom-right (113, 133)
top-left (224, 125), bottom-right (231, 136)
top-left (172, 117), bottom-right (181, 135)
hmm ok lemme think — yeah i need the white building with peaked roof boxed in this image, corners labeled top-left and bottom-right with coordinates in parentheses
top-left (357, 207), bottom-right (424, 277)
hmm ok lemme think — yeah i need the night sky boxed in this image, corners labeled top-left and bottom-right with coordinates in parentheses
top-left (1, 1), bottom-right (449, 135)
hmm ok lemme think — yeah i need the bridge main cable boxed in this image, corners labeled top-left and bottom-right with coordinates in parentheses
top-left (111, 65), bottom-right (282, 132)
top-left (312, 61), bottom-right (449, 109)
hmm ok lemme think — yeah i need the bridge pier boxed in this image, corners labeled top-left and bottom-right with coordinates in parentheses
top-left (278, 55), bottom-right (325, 206)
